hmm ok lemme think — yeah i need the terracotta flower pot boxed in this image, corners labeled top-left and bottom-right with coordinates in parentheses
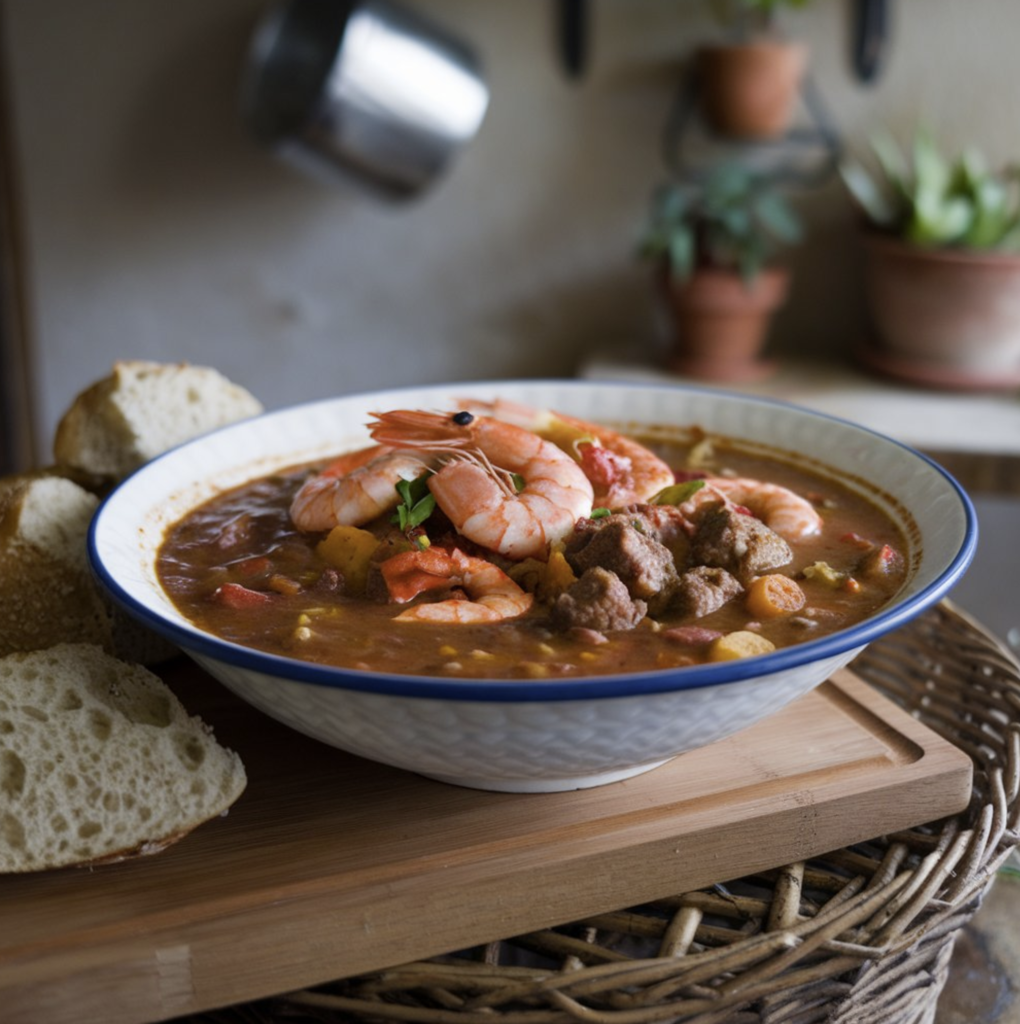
top-left (697, 41), bottom-right (807, 140)
top-left (663, 267), bottom-right (790, 382)
top-left (861, 234), bottom-right (1020, 390)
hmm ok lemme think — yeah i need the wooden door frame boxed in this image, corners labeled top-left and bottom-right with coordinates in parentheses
top-left (0, 5), bottom-right (36, 474)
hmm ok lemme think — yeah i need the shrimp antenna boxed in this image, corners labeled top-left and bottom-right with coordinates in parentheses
top-left (438, 447), bottom-right (518, 499)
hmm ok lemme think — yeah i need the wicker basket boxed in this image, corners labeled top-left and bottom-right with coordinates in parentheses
top-left (182, 602), bottom-right (1020, 1024)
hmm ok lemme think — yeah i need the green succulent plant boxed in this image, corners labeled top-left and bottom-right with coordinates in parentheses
top-left (840, 127), bottom-right (1020, 250)
top-left (638, 164), bottom-right (803, 283)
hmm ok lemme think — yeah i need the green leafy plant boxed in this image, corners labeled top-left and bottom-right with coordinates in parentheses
top-left (840, 127), bottom-right (1020, 250)
top-left (638, 164), bottom-right (803, 283)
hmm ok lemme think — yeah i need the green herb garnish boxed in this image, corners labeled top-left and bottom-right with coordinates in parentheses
top-left (651, 479), bottom-right (706, 506)
top-left (392, 474), bottom-right (436, 532)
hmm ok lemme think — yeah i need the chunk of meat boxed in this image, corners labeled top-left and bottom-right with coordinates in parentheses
top-left (565, 515), bottom-right (680, 615)
top-left (688, 507), bottom-right (792, 582)
top-left (672, 566), bottom-right (744, 618)
top-left (615, 503), bottom-right (691, 558)
top-left (551, 567), bottom-right (648, 632)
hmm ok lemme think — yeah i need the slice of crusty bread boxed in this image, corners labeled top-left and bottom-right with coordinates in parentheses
top-left (0, 644), bottom-right (247, 873)
top-left (0, 474), bottom-right (114, 657)
top-left (53, 360), bottom-right (264, 479)
top-left (0, 473), bottom-right (178, 664)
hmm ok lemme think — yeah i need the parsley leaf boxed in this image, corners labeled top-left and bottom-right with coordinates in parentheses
top-left (392, 474), bottom-right (436, 531)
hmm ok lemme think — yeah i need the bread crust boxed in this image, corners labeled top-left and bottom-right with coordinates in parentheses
top-left (0, 644), bottom-right (247, 874)
top-left (54, 360), bottom-right (263, 479)
top-left (0, 474), bottom-right (114, 657)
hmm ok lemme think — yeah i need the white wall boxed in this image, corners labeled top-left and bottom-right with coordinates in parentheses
top-left (5, 0), bottom-right (1019, 457)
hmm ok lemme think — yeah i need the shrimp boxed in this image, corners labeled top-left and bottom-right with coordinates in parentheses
top-left (676, 477), bottom-right (823, 542)
top-left (392, 547), bottom-right (534, 624)
top-left (458, 397), bottom-right (673, 508)
top-left (368, 409), bottom-right (593, 560)
top-left (290, 446), bottom-right (433, 532)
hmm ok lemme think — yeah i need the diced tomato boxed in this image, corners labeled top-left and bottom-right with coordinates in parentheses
top-left (857, 542), bottom-right (904, 579)
top-left (578, 443), bottom-right (631, 489)
top-left (875, 543), bottom-right (901, 568)
top-left (212, 582), bottom-right (273, 608)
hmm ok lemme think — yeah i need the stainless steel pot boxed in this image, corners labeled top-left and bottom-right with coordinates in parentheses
top-left (242, 0), bottom-right (490, 197)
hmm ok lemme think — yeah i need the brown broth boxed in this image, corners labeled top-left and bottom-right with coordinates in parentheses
top-left (156, 434), bottom-right (909, 680)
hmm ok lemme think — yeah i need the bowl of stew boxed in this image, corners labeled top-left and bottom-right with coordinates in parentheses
top-left (89, 380), bottom-right (977, 792)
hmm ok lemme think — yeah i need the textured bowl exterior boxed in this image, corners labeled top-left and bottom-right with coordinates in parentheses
top-left (89, 380), bottom-right (977, 792)
top-left (190, 646), bottom-right (864, 792)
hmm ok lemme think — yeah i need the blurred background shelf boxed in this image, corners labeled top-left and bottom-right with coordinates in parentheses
top-left (580, 353), bottom-right (1020, 463)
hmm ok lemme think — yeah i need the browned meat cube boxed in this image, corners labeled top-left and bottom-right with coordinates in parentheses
top-left (614, 503), bottom-right (691, 557)
top-left (689, 507), bottom-right (792, 581)
top-left (565, 516), bottom-right (680, 615)
top-left (672, 566), bottom-right (744, 618)
top-left (551, 567), bottom-right (648, 632)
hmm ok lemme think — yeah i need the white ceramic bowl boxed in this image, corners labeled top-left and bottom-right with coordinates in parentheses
top-left (88, 380), bottom-right (977, 792)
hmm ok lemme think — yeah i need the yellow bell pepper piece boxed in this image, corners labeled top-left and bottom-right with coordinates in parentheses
top-left (316, 525), bottom-right (379, 596)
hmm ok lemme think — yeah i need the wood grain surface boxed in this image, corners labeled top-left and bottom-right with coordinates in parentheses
top-left (0, 662), bottom-right (973, 1024)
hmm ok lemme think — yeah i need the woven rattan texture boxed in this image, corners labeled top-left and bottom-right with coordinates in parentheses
top-left (181, 602), bottom-right (1020, 1024)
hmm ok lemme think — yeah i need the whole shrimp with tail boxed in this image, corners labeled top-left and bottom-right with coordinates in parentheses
top-left (369, 409), bottom-right (594, 560)
top-left (382, 547), bottom-right (534, 623)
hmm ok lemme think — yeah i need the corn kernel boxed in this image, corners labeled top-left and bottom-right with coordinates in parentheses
top-left (438, 645), bottom-right (458, 657)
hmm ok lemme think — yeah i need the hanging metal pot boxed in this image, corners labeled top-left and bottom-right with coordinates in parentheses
top-left (241, 0), bottom-right (490, 198)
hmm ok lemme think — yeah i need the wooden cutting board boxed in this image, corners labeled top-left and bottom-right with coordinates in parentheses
top-left (0, 662), bottom-right (973, 1024)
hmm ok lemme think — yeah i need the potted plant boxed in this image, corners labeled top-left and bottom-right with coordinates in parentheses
top-left (638, 163), bottom-right (803, 381)
top-left (697, 0), bottom-right (814, 140)
top-left (841, 127), bottom-right (1020, 389)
